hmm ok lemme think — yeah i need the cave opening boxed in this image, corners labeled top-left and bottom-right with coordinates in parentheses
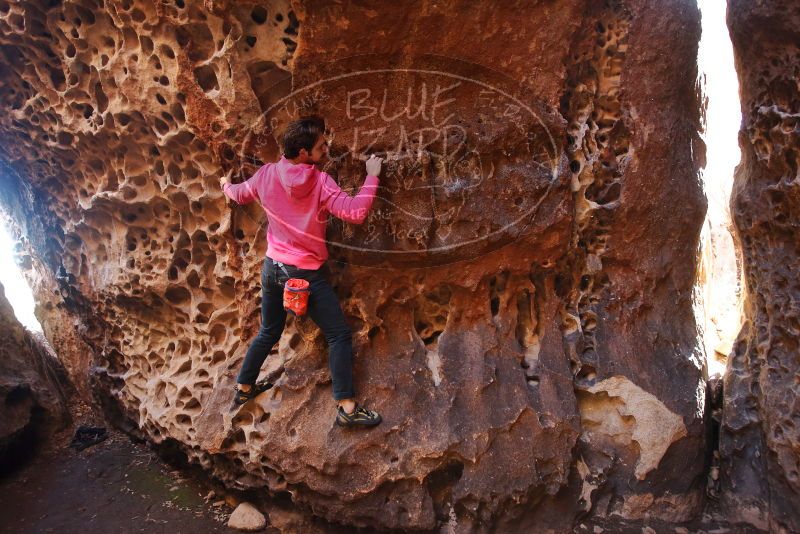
top-left (697, 0), bottom-right (744, 379)
top-left (0, 218), bottom-right (42, 332)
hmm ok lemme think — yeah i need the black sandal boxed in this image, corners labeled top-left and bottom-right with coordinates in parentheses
top-left (232, 380), bottom-right (273, 406)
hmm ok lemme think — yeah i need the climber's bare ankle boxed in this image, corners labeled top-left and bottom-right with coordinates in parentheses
top-left (338, 398), bottom-right (356, 414)
top-left (238, 383), bottom-right (252, 393)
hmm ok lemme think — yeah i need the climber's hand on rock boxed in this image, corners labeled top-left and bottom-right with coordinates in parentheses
top-left (220, 169), bottom-right (233, 188)
top-left (365, 154), bottom-right (383, 177)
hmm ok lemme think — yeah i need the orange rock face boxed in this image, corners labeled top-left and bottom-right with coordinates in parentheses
top-left (722, 1), bottom-right (800, 531)
top-left (0, 0), bottom-right (709, 530)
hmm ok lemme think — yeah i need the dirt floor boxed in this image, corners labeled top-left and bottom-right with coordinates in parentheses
top-left (0, 426), bottom-right (760, 534)
top-left (0, 431), bottom-right (242, 534)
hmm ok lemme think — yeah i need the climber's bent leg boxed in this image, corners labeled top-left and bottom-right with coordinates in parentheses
top-left (236, 257), bottom-right (287, 386)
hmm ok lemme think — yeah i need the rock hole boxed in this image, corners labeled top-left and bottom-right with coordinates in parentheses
top-left (576, 364), bottom-right (597, 384)
top-left (414, 286), bottom-right (451, 348)
top-left (234, 429), bottom-right (248, 446)
top-left (251, 6), bottom-right (267, 24)
top-left (194, 64), bottom-right (218, 93)
top-left (579, 274), bottom-right (591, 291)
top-left (153, 118), bottom-right (169, 136)
top-left (187, 271), bottom-right (200, 288)
top-left (425, 459), bottom-right (465, 517)
top-left (281, 37), bottom-right (296, 52)
top-left (165, 286), bottom-right (191, 305)
top-left (140, 35), bottom-right (154, 55)
top-left (767, 189), bottom-right (784, 205)
top-left (597, 181), bottom-right (621, 204)
top-left (168, 103), bottom-right (184, 124)
top-left (175, 359), bottom-right (192, 374)
top-left (49, 68), bottom-right (66, 91)
top-left (56, 131), bottom-right (74, 146)
top-left (488, 273), bottom-right (508, 317)
top-left (176, 23), bottom-right (214, 61)
top-left (285, 10), bottom-right (299, 35)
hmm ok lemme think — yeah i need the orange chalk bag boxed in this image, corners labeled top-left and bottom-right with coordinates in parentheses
top-left (283, 278), bottom-right (311, 316)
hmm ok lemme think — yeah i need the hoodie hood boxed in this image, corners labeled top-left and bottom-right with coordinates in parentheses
top-left (277, 156), bottom-right (318, 199)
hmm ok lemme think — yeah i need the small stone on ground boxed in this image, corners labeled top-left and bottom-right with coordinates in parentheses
top-left (228, 502), bottom-right (267, 532)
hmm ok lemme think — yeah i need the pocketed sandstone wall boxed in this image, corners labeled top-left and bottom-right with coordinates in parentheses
top-left (0, 1), bottom-right (707, 530)
top-left (722, 1), bottom-right (800, 531)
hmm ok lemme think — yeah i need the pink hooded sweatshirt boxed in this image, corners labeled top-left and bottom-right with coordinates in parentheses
top-left (223, 157), bottom-right (380, 269)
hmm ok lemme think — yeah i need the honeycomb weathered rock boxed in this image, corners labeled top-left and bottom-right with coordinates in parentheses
top-left (0, 0), bottom-right (708, 530)
top-left (722, 1), bottom-right (800, 531)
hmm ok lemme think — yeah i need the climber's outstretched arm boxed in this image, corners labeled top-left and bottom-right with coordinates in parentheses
top-left (321, 155), bottom-right (382, 224)
top-left (220, 167), bottom-right (262, 205)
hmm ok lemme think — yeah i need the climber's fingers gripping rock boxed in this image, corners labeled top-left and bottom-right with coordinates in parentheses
top-left (365, 154), bottom-right (383, 177)
top-left (219, 168), bottom-right (234, 188)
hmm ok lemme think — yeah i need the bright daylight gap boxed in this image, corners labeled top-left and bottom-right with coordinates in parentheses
top-left (0, 218), bottom-right (42, 332)
top-left (697, 0), bottom-right (743, 377)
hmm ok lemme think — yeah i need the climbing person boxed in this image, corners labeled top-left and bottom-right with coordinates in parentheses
top-left (220, 116), bottom-right (383, 428)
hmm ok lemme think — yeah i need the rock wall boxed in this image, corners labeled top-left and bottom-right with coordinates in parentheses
top-left (0, 0), bottom-right (707, 530)
top-left (722, 1), bottom-right (800, 531)
top-left (0, 280), bottom-right (69, 471)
